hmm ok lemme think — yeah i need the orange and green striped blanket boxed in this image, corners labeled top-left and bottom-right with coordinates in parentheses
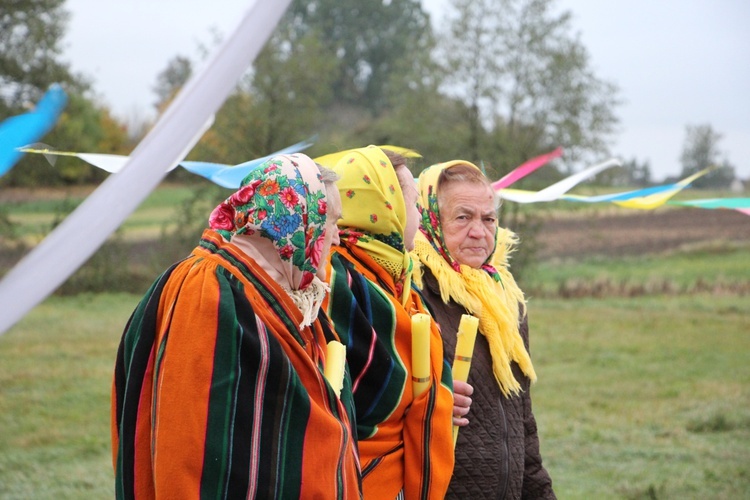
top-left (325, 243), bottom-right (454, 500)
top-left (112, 229), bottom-right (361, 499)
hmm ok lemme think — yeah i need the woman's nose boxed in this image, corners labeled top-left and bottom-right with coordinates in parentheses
top-left (467, 220), bottom-right (485, 237)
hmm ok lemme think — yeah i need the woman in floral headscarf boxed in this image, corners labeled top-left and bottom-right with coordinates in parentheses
top-left (111, 154), bottom-right (360, 499)
top-left (323, 145), bottom-right (455, 500)
top-left (413, 160), bottom-right (555, 499)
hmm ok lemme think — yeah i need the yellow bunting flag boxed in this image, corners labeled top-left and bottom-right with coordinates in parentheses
top-left (323, 340), bottom-right (347, 399)
top-left (452, 314), bottom-right (479, 447)
top-left (314, 145), bottom-right (421, 168)
top-left (411, 313), bottom-right (432, 397)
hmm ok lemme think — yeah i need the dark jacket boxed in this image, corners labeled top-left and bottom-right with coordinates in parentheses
top-left (420, 267), bottom-right (556, 500)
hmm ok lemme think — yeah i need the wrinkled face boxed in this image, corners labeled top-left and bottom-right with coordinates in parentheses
top-left (396, 165), bottom-right (420, 252)
top-left (316, 185), bottom-right (342, 280)
top-left (438, 182), bottom-right (497, 268)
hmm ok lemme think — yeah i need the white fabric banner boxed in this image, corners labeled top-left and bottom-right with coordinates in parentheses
top-left (0, 0), bottom-right (292, 335)
top-left (498, 159), bottom-right (622, 203)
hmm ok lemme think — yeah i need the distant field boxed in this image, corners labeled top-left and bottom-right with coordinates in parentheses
top-left (534, 206), bottom-right (750, 261)
top-left (0, 183), bottom-right (220, 245)
top-left (3, 182), bottom-right (748, 266)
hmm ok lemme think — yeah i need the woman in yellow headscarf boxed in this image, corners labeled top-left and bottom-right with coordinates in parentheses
top-left (412, 160), bottom-right (556, 499)
top-left (323, 146), bottom-right (454, 499)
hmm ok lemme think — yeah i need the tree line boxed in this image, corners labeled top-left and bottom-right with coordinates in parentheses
top-left (0, 0), bottom-right (738, 189)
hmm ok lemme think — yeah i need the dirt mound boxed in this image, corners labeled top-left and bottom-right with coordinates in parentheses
top-left (534, 208), bottom-right (750, 260)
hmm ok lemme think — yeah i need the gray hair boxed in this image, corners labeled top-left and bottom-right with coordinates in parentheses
top-left (316, 163), bottom-right (340, 187)
top-left (437, 163), bottom-right (502, 211)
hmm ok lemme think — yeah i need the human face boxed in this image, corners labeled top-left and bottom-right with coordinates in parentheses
top-left (438, 182), bottom-right (497, 268)
top-left (316, 185), bottom-right (342, 280)
top-left (396, 166), bottom-right (420, 252)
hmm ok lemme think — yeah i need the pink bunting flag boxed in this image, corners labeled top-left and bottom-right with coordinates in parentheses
top-left (491, 146), bottom-right (563, 190)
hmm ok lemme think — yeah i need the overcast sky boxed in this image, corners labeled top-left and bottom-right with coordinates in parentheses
top-left (62, 0), bottom-right (750, 181)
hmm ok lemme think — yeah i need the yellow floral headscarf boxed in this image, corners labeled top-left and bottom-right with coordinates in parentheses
top-left (331, 145), bottom-right (414, 305)
top-left (413, 160), bottom-right (536, 395)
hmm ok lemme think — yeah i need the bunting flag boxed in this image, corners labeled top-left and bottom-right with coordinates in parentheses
top-left (0, 84), bottom-right (67, 177)
top-left (0, 0), bottom-right (293, 336)
top-left (19, 115), bottom-right (215, 174)
top-left (561, 184), bottom-right (685, 203)
top-left (314, 145), bottom-right (421, 168)
top-left (611, 167), bottom-right (716, 209)
top-left (559, 167), bottom-right (716, 209)
top-left (667, 197), bottom-right (750, 216)
top-left (493, 163), bottom-right (733, 213)
top-left (497, 158), bottom-right (621, 203)
top-left (180, 136), bottom-right (315, 188)
top-left (18, 146), bottom-right (131, 173)
top-left (21, 136), bottom-right (315, 188)
top-left (491, 146), bottom-right (563, 190)
top-left (17, 139), bottom-right (743, 213)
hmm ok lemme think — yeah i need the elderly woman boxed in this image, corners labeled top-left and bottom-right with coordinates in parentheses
top-left (111, 154), bottom-right (360, 499)
top-left (412, 160), bottom-right (556, 499)
top-left (324, 146), bottom-right (454, 499)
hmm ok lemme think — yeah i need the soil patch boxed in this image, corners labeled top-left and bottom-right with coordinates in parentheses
top-left (534, 208), bottom-right (750, 261)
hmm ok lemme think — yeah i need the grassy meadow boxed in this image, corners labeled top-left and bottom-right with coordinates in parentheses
top-left (530, 295), bottom-right (749, 498)
top-left (2, 292), bottom-right (747, 498)
top-left (1, 184), bottom-right (749, 498)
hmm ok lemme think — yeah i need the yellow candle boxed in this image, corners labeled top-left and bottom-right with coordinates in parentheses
top-left (411, 313), bottom-right (431, 397)
top-left (452, 314), bottom-right (479, 447)
top-left (452, 314), bottom-right (479, 382)
top-left (323, 340), bottom-right (346, 398)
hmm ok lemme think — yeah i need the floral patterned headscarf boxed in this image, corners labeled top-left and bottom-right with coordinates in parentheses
top-left (209, 154), bottom-right (329, 296)
top-left (331, 145), bottom-right (414, 304)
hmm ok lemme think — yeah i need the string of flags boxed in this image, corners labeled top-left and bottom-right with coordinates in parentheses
top-left (12, 144), bottom-right (749, 217)
top-left (1, 90), bottom-right (748, 216)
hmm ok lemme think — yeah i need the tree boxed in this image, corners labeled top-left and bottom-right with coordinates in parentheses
top-left (679, 124), bottom-right (735, 189)
top-left (286, 0), bottom-right (433, 114)
top-left (593, 157), bottom-right (651, 187)
top-left (0, 0), bottom-right (133, 187)
top-left (623, 157), bottom-right (652, 187)
top-left (152, 56), bottom-right (192, 111)
top-left (186, 30), bottom-right (339, 167)
top-left (438, 0), bottom-right (620, 170)
top-left (0, 0), bottom-right (78, 117)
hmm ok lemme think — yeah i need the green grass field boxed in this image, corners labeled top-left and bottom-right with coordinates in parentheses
top-left (1, 292), bottom-right (748, 498)
top-left (531, 295), bottom-right (750, 499)
top-left (1, 184), bottom-right (748, 498)
top-left (1, 184), bottom-right (220, 245)
top-left (525, 242), bottom-right (750, 297)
